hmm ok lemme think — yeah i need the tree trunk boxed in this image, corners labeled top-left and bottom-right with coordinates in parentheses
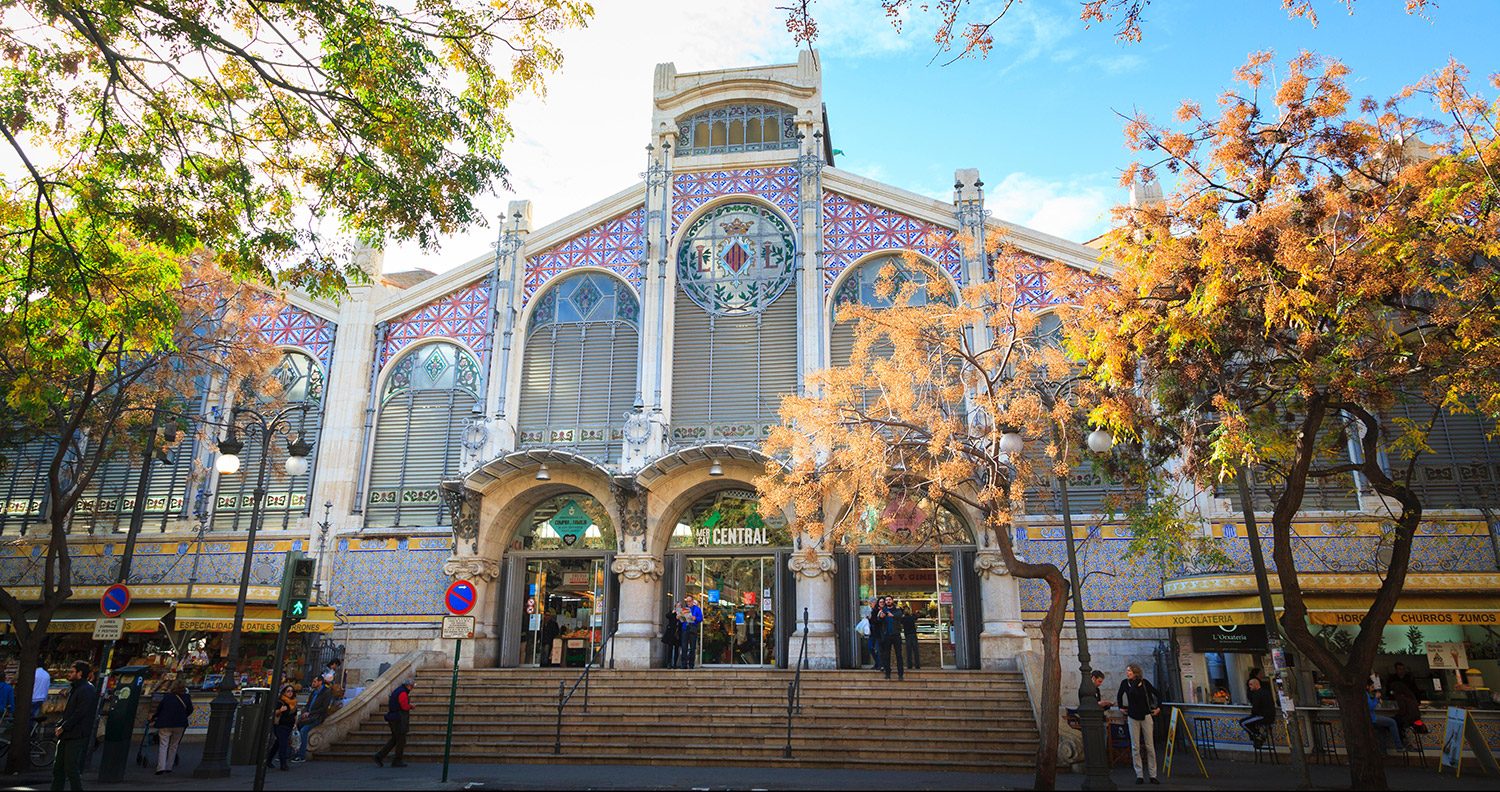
top-left (1031, 568), bottom-right (1069, 790)
top-left (1331, 678), bottom-right (1389, 790)
top-left (5, 638), bottom-right (44, 774)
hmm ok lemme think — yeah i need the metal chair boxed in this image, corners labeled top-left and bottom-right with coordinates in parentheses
top-left (1310, 720), bottom-right (1338, 765)
top-left (1253, 725), bottom-right (1279, 764)
top-left (1192, 716), bottom-right (1219, 760)
top-left (1400, 728), bottom-right (1427, 768)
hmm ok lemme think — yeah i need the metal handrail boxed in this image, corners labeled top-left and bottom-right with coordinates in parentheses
top-left (783, 607), bottom-right (810, 758)
top-left (554, 628), bottom-right (617, 755)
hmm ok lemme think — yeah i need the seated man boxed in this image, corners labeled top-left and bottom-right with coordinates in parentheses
top-left (1239, 676), bottom-right (1276, 747)
top-left (1366, 679), bottom-right (1404, 750)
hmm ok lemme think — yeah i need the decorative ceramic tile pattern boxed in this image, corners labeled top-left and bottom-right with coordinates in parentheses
top-left (1014, 532), bottom-right (1165, 618)
top-left (524, 207), bottom-right (647, 301)
top-left (378, 280), bottom-right (492, 368)
top-left (672, 167), bottom-right (801, 229)
top-left (252, 301), bottom-right (338, 371)
top-left (822, 191), bottom-right (963, 290)
top-left (1014, 255), bottom-right (1063, 309)
top-left (0, 540), bottom-right (295, 589)
top-left (327, 536), bottom-right (451, 618)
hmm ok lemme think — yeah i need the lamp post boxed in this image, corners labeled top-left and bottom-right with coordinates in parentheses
top-left (193, 403), bottom-right (313, 778)
top-left (1008, 423), bottom-right (1116, 790)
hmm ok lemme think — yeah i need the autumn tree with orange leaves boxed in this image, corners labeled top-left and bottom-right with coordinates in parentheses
top-left (1076, 53), bottom-right (1500, 789)
top-left (759, 250), bottom-right (1139, 790)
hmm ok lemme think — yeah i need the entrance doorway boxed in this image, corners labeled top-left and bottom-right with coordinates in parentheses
top-left (517, 557), bottom-right (610, 667)
top-left (858, 552), bottom-right (956, 669)
top-left (683, 555), bottom-right (776, 666)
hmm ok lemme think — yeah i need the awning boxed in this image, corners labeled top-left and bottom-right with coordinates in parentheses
top-left (1305, 595), bottom-right (1500, 627)
top-left (2, 604), bottom-right (172, 634)
top-left (1128, 595), bottom-right (1276, 628)
top-left (173, 603), bottom-right (336, 633)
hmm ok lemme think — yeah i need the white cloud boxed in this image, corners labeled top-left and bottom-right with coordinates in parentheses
top-left (381, 1), bottom-right (791, 274)
top-left (986, 172), bottom-right (1118, 242)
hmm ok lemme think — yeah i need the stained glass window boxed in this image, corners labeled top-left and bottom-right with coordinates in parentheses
top-left (678, 104), bottom-right (798, 157)
top-left (676, 202), bottom-right (797, 316)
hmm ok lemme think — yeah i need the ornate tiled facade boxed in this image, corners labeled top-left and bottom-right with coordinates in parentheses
top-left (378, 279), bottom-right (492, 368)
top-left (523, 207), bottom-right (647, 301)
top-left (672, 166), bottom-right (801, 228)
top-left (822, 191), bottom-right (963, 289)
top-left (326, 536), bottom-right (450, 618)
top-left (0, 539), bottom-right (298, 590)
top-left (252, 301), bottom-right (338, 371)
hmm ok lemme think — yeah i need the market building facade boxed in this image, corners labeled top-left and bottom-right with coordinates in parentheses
top-left (4, 54), bottom-right (1500, 733)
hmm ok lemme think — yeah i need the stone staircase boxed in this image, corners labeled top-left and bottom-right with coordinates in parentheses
top-left (320, 668), bottom-right (1039, 773)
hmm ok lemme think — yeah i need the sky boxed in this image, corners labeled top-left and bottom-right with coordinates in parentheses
top-left (383, 0), bottom-right (1500, 275)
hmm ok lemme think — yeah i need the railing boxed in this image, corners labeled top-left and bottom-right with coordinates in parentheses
top-left (553, 629), bottom-right (617, 755)
top-left (783, 607), bottom-right (810, 759)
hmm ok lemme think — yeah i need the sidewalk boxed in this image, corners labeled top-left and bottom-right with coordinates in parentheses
top-left (6, 736), bottom-right (1495, 790)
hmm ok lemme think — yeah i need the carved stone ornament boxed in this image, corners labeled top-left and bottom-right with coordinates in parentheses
top-left (610, 554), bottom-right (663, 581)
top-left (440, 480), bottom-right (481, 554)
top-left (787, 552), bottom-right (835, 579)
top-left (974, 550), bottom-right (1010, 578)
top-left (609, 478), bottom-right (647, 538)
top-left (443, 555), bottom-right (500, 582)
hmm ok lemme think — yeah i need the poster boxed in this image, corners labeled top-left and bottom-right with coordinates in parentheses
top-left (1441, 707), bottom-right (1467, 775)
top-left (1427, 642), bottom-right (1469, 671)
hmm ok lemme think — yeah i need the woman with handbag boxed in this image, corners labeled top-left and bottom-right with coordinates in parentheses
top-left (265, 684), bottom-right (297, 771)
top-left (149, 682), bottom-right (192, 775)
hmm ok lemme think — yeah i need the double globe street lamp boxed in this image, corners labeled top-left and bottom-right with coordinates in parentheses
top-left (194, 403), bottom-right (315, 778)
top-left (999, 423), bottom-right (1117, 791)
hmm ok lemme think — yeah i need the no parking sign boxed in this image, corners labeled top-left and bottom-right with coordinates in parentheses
top-left (445, 579), bottom-right (477, 615)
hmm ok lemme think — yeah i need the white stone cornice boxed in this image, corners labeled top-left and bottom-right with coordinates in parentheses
top-left (611, 554), bottom-right (664, 581)
top-left (788, 552), bottom-right (835, 579)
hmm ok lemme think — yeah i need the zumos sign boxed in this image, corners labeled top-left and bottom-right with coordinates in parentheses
top-left (549, 500), bottom-right (592, 546)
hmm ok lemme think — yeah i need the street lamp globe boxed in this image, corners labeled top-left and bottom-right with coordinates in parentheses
top-left (997, 431), bottom-right (1025, 454)
top-left (1086, 428), bottom-right (1115, 454)
top-left (215, 434), bottom-right (243, 475)
top-left (284, 437), bottom-right (313, 476)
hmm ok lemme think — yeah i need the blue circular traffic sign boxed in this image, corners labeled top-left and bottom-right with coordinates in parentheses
top-left (445, 580), bottom-right (477, 616)
top-left (100, 584), bottom-right (131, 617)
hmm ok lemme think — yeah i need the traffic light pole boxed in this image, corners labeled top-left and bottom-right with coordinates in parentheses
top-left (252, 614), bottom-right (293, 792)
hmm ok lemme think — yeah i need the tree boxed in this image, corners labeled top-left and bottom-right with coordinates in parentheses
top-left (1, 0), bottom-right (591, 296)
top-left (758, 250), bottom-right (1136, 790)
top-left (780, 0), bottom-right (1432, 61)
top-left (1075, 53), bottom-right (1500, 789)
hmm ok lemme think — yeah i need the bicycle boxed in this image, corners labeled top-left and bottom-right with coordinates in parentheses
top-left (0, 714), bottom-right (57, 769)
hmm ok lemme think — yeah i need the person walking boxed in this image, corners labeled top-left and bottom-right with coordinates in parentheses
top-left (661, 607), bottom-right (681, 669)
top-left (293, 676), bottom-right (331, 763)
top-left (51, 660), bottom-right (97, 792)
top-left (678, 596), bottom-right (702, 669)
top-left (33, 663), bottom-right (51, 721)
top-left (1116, 663), bottom-right (1161, 785)
top-left (374, 678), bottom-right (413, 767)
top-left (149, 682), bottom-right (193, 774)
top-left (901, 601), bottom-right (920, 670)
top-left (866, 597), bottom-right (883, 671)
top-left (877, 596), bottom-right (905, 681)
top-left (540, 613), bottom-right (561, 668)
top-left (265, 684), bottom-right (297, 771)
top-left (1239, 676), bottom-right (1275, 748)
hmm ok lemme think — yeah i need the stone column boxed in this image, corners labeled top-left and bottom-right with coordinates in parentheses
top-left (441, 555), bottom-right (501, 668)
top-left (788, 551), bottom-right (838, 669)
top-left (976, 549), bottom-right (1029, 669)
top-left (609, 553), bottom-right (663, 668)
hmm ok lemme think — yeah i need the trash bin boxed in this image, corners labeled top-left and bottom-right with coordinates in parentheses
top-left (230, 687), bottom-right (271, 766)
top-left (97, 665), bottom-right (150, 783)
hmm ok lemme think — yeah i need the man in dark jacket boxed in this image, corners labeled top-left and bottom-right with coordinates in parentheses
top-left (374, 678), bottom-right (413, 768)
top-left (877, 596), bottom-right (905, 681)
top-left (1116, 663), bottom-right (1161, 785)
top-left (1239, 676), bottom-right (1276, 747)
top-left (52, 660), bottom-right (98, 791)
top-left (294, 676), bottom-right (332, 762)
top-left (900, 602), bottom-right (920, 670)
top-left (541, 613), bottom-right (561, 668)
top-left (866, 597), bottom-right (883, 671)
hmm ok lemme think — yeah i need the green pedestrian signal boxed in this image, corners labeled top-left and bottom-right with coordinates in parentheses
top-left (278, 551), bottom-right (316, 623)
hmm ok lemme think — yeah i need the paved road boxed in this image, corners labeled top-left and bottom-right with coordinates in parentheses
top-left (5, 736), bottom-right (1495, 790)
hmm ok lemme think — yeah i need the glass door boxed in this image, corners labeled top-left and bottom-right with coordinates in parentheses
top-left (859, 552), bottom-right (957, 669)
top-left (518, 557), bottom-right (608, 667)
top-left (683, 556), bottom-right (776, 666)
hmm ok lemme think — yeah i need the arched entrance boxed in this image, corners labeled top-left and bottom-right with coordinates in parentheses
top-left (663, 488), bottom-right (793, 667)
top-left (509, 493), bottom-right (618, 667)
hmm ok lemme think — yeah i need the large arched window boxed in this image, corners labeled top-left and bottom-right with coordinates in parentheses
top-left (76, 386), bottom-right (208, 534)
top-left (670, 202), bottom-right (798, 445)
top-left (1382, 402), bottom-right (1500, 509)
top-left (678, 103), bottom-right (798, 157)
top-left (0, 436), bottom-right (54, 534)
top-left (366, 341), bottom-right (481, 527)
top-left (513, 494), bottom-right (617, 551)
top-left (516, 274), bottom-right (639, 465)
top-left (829, 254), bottom-right (952, 370)
top-left (213, 350), bottom-right (324, 530)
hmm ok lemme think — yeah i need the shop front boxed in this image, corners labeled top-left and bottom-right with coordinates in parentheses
top-left (663, 489), bottom-right (795, 667)
top-left (500, 493), bottom-right (617, 668)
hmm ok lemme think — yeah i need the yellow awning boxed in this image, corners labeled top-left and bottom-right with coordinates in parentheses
top-left (1128, 595), bottom-right (1278, 628)
top-left (3, 604), bottom-right (172, 634)
top-left (1305, 595), bottom-right (1500, 627)
top-left (174, 603), bottom-right (336, 633)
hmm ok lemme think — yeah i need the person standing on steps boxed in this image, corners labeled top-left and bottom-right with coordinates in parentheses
top-left (51, 660), bottom-right (97, 792)
top-left (678, 595), bottom-right (702, 669)
top-left (294, 675), bottom-right (331, 763)
top-left (866, 597), bottom-right (883, 672)
top-left (265, 683), bottom-right (297, 771)
top-left (901, 601), bottom-right (920, 670)
top-left (1117, 663), bottom-right (1161, 785)
top-left (375, 678), bottom-right (413, 767)
top-left (661, 606), bottom-right (681, 669)
top-left (877, 596), bottom-right (905, 681)
top-left (149, 681), bottom-right (193, 774)
top-left (540, 612), bottom-right (561, 668)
